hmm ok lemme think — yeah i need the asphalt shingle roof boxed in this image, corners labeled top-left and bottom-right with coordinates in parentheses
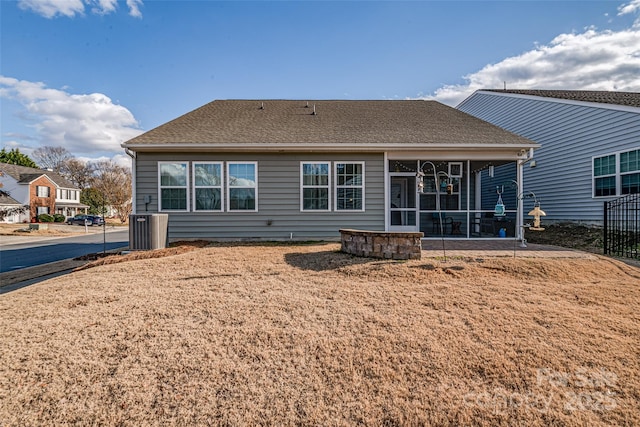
top-left (483, 90), bottom-right (640, 107)
top-left (123, 100), bottom-right (536, 148)
top-left (0, 193), bottom-right (22, 206)
top-left (0, 163), bottom-right (78, 189)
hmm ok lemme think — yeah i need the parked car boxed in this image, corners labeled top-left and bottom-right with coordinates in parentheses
top-left (88, 215), bottom-right (105, 226)
top-left (66, 214), bottom-right (105, 226)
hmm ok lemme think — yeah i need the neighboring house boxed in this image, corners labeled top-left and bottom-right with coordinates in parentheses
top-left (457, 90), bottom-right (640, 225)
top-left (122, 100), bottom-right (538, 241)
top-left (0, 162), bottom-right (88, 222)
top-left (0, 193), bottom-right (23, 223)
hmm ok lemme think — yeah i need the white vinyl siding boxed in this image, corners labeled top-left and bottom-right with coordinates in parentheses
top-left (193, 162), bottom-right (223, 211)
top-left (335, 162), bottom-right (365, 211)
top-left (159, 162), bottom-right (189, 211)
top-left (227, 162), bottom-right (257, 211)
top-left (300, 162), bottom-right (330, 211)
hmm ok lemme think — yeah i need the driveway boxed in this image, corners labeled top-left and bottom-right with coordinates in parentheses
top-left (0, 226), bottom-right (129, 273)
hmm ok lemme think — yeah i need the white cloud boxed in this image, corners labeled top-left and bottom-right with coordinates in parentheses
top-left (422, 28), bottom-right (640, 107)
top-left (126, 0), bottom-right (143, 18)
top-left (17, 0), bottom-right (143, 18)
top-left (618, 0), bottom-right (640, 26)
top-left (0, 76), bottom-right (143, 159)
top-left (91, 0), bottom-right (117, 15)
top-left (618, 0), bottom-right (640, 15)
top-left (76, 154), bottom-right (132, 169)
top-left (18, 0), bottom-right (85, 18)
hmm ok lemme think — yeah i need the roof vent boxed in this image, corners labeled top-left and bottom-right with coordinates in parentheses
top-left (311, 104), bottom-right (316, 115)
top-left (304, 101), bottom-right (309, 108)
top-left (260, 102), bottom-right (264, 110)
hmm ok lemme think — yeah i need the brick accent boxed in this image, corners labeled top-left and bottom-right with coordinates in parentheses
top-left (340, 229), bottom-right (423, 260)
top-left (29, 176), bottom-right (56, 220)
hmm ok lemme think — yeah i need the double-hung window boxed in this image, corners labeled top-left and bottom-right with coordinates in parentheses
top-left (159, 162), bottom-right (189, 211)
top-left (301, 162), bottom-right (330, 211)
top-left (228, 162), bottom-right (257, 211)
top-left (36, 186), bottom-right (50, 197)
top-left (593, 155), bottom-right (617, 197)
top-left (335, 162), bottom-right (364, 211)
top-left (193, 162), bottom-right (223, 211)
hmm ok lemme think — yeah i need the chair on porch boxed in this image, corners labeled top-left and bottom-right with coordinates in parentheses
top-left (431, 212), bottom-right (453, 234)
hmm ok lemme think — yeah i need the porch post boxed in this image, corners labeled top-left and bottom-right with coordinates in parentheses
top-left (516, 159), bottom-right (524, 241)
top-left (475, 171), bottom-right (482, 236)
top-left (383, 152), bottom-right (389, 231)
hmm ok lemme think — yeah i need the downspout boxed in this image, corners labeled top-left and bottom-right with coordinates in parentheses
top-left (124, 147), bottom-right (137, 215)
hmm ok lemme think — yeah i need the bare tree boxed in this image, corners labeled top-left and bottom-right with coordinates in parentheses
top-left (32, 146), bottom-right (72, 173)
top-left (91, 160), bottom-right (132, 223)
top-left (61, 158), bottom-right (95, 189)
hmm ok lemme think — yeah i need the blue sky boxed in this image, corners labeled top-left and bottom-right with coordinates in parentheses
top-left (1, 0), bottom-right (639, 165)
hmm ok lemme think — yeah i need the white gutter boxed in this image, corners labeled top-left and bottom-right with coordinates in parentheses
top-left (122, 142), bottom-right (539, 153)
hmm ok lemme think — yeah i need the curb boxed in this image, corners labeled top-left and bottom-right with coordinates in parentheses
top-left (0, 246), bottom-right (128, 293)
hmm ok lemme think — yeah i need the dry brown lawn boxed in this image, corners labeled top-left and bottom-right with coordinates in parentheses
top-left (1, 243), bottom-right (639, 426)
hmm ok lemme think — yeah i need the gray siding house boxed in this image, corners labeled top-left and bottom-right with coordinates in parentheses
top-left (457, 90), bottom-right (640, 225)
top-left (122, 100), bottom-right (538, 241)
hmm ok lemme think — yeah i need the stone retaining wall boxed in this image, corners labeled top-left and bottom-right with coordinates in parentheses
top-left (339, 229), bottom-right (423, 260)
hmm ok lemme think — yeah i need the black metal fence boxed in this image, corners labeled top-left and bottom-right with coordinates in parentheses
top-left (604, 193), bottom-right (639, 259)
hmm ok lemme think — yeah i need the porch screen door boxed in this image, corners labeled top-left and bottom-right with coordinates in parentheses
top-left (389, 175), bottom-right (417, 231)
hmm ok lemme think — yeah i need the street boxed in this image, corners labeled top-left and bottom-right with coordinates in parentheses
top-left (0, 228), bottom-right (129, 273)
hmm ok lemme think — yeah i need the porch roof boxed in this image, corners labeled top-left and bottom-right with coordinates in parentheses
top-left (56, 202), bottom-right (89, 208)
top-left (0, 194), bottom-right (22, 206)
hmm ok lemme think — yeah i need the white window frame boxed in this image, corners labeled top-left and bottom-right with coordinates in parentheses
top-left (227, 161), bottom-right (258, 212)
top-left (192, 161), bottom-right (224, 212)
top-left (334, 161), bottom-right (365, 212)
top-left (300, 162), bottom-right (331, 212)
top-left (158, 161), bottom-right (190, 212)
top-left (592, 149), bottom-right (640, 198)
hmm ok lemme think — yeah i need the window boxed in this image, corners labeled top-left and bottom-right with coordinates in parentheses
top-left (36, 186), bottom-right (50, 197)
top-left (193, 162), bottom-right (223, 211)
top-left (301, 162), bottom-right (330, 211)
top-left (593, 155), bottom-right (616, 197)
top-left (228, 162), bottom-right (257, 211)
top-left (593, 149), bottom-right (640, 197)
top-left (335, 162), bottom-right (364, 211)
top-left (621, 149), bottom-right (640, 195)
top-left (622, 173), bottom-right (640, 194)
top-left (37, 206), bottom-right (49, 215)
top-left (159, 162), bottom-right (189, 211)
